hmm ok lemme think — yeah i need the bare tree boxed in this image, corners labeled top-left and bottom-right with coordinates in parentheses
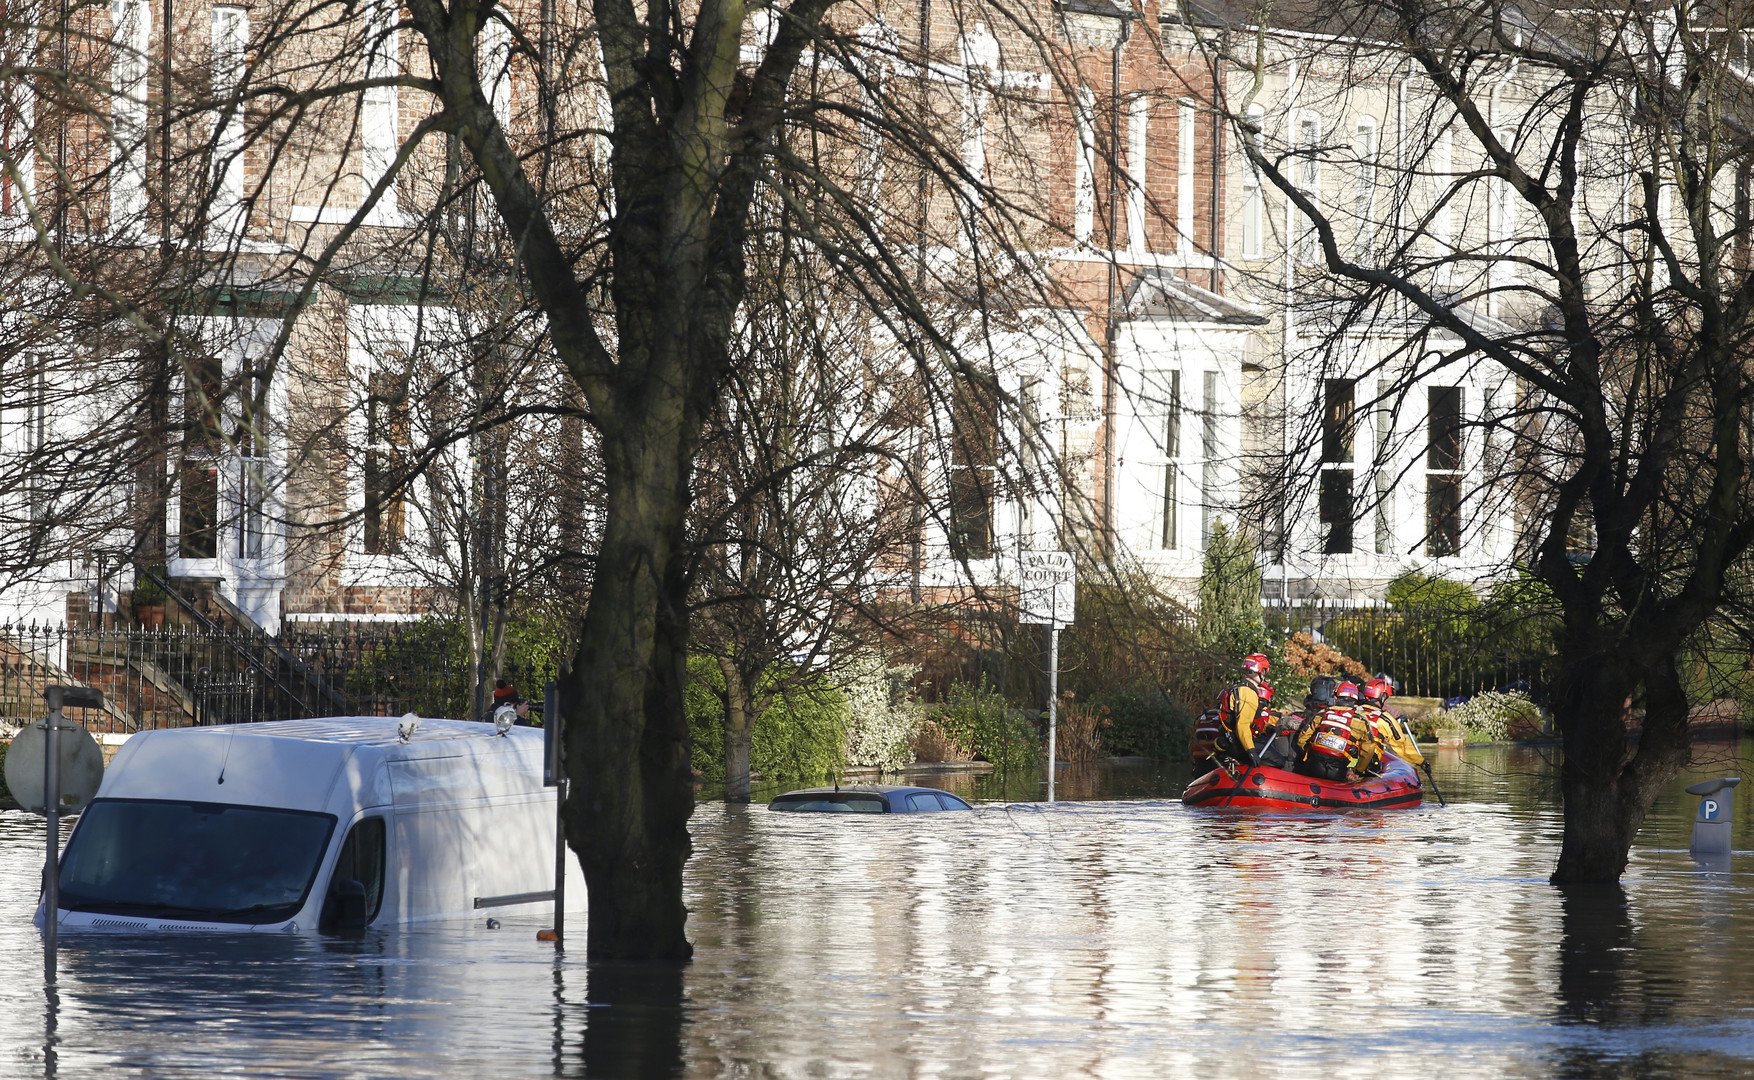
top-left (1197, 0), bottom-right (1754, 881)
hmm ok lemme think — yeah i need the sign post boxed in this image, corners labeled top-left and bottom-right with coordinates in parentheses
top-left (4, 686), bottom-right (105, 985)
top-left (1017, 551), bottom-right (1075, 802)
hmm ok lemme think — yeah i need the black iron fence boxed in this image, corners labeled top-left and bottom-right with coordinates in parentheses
top-left (0, 621), bottom-right (556, 733)
top-left (1263, 603), bottom-right (1555, 701)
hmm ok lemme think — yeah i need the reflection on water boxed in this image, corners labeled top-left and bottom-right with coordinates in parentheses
top-left (1, 742), bottom-right (1752, 1078)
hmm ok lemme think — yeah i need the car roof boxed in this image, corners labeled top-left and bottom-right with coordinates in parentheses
top-left (774, 785), bottom-right (957, 799)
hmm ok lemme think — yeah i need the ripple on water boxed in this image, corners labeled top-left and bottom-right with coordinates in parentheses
top-left (2, 744), bottom-right (1753, 1079)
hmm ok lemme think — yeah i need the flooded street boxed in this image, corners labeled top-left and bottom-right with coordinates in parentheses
top-left (3, 742), bottom-right (1753, 1078)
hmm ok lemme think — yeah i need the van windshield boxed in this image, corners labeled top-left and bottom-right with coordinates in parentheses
top-left (57, 799), bottom-right (336, 924)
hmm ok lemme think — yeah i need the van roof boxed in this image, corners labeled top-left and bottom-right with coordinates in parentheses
top-left (95, 716), bottom-right (548, 813)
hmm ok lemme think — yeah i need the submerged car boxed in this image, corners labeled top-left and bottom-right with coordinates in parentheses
top-left (767, 785), bottom-right (973, 813)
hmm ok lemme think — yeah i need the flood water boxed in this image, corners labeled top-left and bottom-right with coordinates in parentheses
top-left (3, 741), bottom-right (1753, 1078)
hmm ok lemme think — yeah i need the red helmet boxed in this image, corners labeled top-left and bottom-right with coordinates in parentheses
top-left (1242, 653), bottom-right (1270, 675)
top-left (1334, 680), bottom-right (1361, 703)
top-left (1363, 678), bottom-right (1391, 702)
top-left (1258, 684), bottom-right (1275, 703)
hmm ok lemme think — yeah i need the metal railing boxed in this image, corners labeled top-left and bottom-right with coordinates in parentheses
top-left (1, 621), bottom-right (556, 733)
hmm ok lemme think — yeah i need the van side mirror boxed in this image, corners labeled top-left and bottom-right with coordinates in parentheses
top-left (320, 878), bottom-right (369, 936)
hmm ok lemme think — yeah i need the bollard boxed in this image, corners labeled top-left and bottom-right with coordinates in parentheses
top-left (1684, 777), bottom-right (1740, 855)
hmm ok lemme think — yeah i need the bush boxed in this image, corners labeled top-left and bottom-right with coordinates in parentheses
top-left (685, 655), bottom-right (849, 786)
top-left (840, 651), bottom-right (924, 773)
top-left (1275, 632), bottom-right (1369, 708)
top-left (910, 719), bottom-right (970, 763)
top-left (1090, 685), bottom-right (1192, 760)
top-left (1055, 693), bottom-right (1110, 766)
top-left (1442, 690), bottom-right (1547, 743)
top-left (930, 678), bottom-right (1039, 773)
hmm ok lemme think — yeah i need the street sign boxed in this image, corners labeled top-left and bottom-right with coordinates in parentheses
top-left (1018, 550), bottom-right (1075, 627)
top-left (5, 720), bottom-right (104, 814)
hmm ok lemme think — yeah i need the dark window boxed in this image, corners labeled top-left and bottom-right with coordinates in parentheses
top-left (948, 378), bottom-right (997, 560)
top-left (1320, 469), bottom-right (1354, 554)
top-left (365, 370), bottom-right (410, 555)
top-left (328, 817), bottom-right (386, 924)
top-left (937, 793), bottom-right (973, 810)
top-left (236, 362), bottom-right (271, 560)
top-left (1427, 386), bottom-right (1462, 470)
top-left (1160, 371), bottom-right (1181, 550)
top-left (180, 354), bottom-right (224, 559)
top-left (57, 798), bottom-right (336, 924)
top-left (1322, 379), bottom-right (1355, 463)
top-left (768, 793), bottom-right (887, 813)
top-left (907, 792), bottom-right (944, 812)
top-left (1427, 474), bottom-right (1462, 557)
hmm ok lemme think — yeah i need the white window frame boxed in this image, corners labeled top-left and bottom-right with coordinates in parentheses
top-left (210, 5), bottom-right (249, 238)
top-left (1127, 94), bottom-right (1149, 254)
top-left (110, 0), bottom-right (150, 233)
top-left (1074, 86), bottom-right (1096, 244)
top-left (1353, 116), bottom-right (1377, 256)
top-left (1241, 104), bottom-right (1264, 258)
top-left (1295, 114), bottom-right (1322, 266)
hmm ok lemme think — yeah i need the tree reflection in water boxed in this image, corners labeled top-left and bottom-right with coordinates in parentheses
top-left (581, 961), bottom-right (686, 1078)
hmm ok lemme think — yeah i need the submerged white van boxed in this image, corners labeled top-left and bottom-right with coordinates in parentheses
top-left (43, 716), bottom-right (583, 934)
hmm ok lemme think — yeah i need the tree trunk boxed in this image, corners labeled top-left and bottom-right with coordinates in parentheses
top-left (720, 657), bottom-right (754, 803)
top-left (560, 414), bottom-right (697, 961)
top-left (1549, 645), bottom-right (1690, 884)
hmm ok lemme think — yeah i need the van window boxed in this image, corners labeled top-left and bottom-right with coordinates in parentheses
top-left (57, 799), bottom-right (335, 923)
top-left (330, 817), bottom-right (386, 923)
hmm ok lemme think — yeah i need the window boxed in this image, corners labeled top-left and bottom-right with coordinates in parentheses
top-left (324, 817), bottom-right (386, 928)
top-left (1148, 370), bottom-right (1182, 550)
top-left (210, 5), bottom-right (249, 235)
top-left (110, 0), bottom-right (150, 230)
top-left (362, 0), bottom-right (400, 222)
top-left (948, 377), bottom-right (997, 560)
top-left (1178, 101), bottom-right (1197, 253)
top-left (0, 1), bottom-right (34, 220)
top-left (1127, 95), bottom-right (1149, 253)
top-left (1426, 386), bottom-right (1463, 557)
top-left (1353, 118), bottom-right (1377, 255)
top-left (481, 15), bottom-right (513, 128)
top-left (1, 352), bottom-right (48, 523)
top-left (179, 354), bottom-right (224, 560)
top-left (1491, 128), bottom-right (1518, 288)
top-left (1321, 378), bottom-right (1355, 463)
top-left (1073, 87), bottom-right (1096, 243)
top-left (1319, 378), bottom-right (1355, 555)
top-left (364, 369), bottom-right (410, 555)
top-left (1295, 115), bottom-right (1322, 266)
top-left (1200, 371), bottom-right (1218, 545)
top-left (235, 361), bottom-right (271, 560)
top-left (1427, 386), bottom-right (1462, 471)
top-left (1433, 128), bottom-right (1453, 269)
top-left (1241, 104), bottom-right (1264, 258)
top-left (1374, 380), bottom-right (1393, 555)
top-left (1320, 468), bottom-right (1354, 555)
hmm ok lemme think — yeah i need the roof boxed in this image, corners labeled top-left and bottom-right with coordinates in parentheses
top-left (1124, 269), bottom-right (1267, 324)
top-left (96, 717), bottom-right (546, 813)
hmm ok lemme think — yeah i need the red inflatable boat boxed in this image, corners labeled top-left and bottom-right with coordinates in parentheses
top-left (1183, 754), bottom-right (1424, 809)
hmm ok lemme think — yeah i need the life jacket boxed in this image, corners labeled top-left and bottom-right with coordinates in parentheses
top-left (1194, 709), bottom-right (1224, 741)
top-left (1305, 707), bottom-right (1359, 765)
top-left (1354, 703), bottom-right (1391, 740)
top-left (1190, 709), bottom-right (1223, 759)
top-left (1217, 684), bottom-right (1259, 734)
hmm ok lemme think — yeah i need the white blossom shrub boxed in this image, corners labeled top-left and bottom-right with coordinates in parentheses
top-left (839, 650), bottom-right (924, 772)
top-left (1442, 690), bottom-right (1545, 743)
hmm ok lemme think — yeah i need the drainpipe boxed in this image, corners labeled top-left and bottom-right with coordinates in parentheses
top-left (1101, 11), bottom-right (1132, 555)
